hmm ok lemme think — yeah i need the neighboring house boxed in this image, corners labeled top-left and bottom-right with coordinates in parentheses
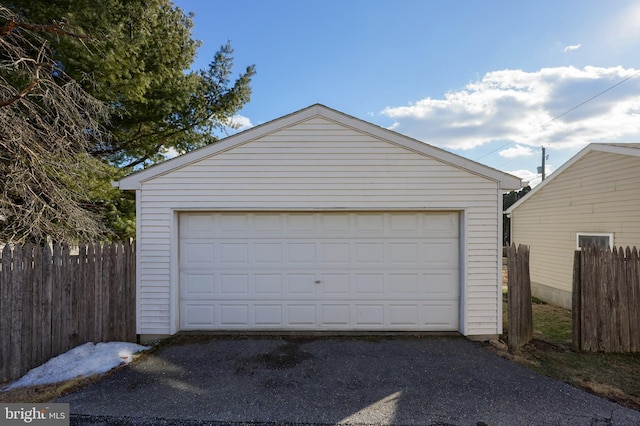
top-left (116, 104), bottom-right (521, 342)
top-left (506, 143), bottom-right (640, 309)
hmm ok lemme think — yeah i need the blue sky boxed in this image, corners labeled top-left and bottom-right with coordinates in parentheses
top-left (173, 0), bottom-right (640, 186)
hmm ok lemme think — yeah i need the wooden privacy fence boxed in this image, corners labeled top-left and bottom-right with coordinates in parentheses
top-left (573, 244), bottom-right (640, 353)
top-left (0, 241), bottom-right (136, 383)
top-left (506, 243), bottom-right (532, 349)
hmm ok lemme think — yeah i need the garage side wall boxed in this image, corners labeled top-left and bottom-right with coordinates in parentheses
top-left (511, 151), bottom-right (640, 309)
top-left (136, 117), bottom-right (502, 336)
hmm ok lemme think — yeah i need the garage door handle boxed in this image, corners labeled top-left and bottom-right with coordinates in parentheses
top-left (315, 280), bottom-right (321, 284)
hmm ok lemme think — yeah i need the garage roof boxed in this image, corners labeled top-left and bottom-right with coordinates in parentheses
top-left (117, 104), bottom-right (522, 191)
top-left (506, 143), bottom-right (640, 214)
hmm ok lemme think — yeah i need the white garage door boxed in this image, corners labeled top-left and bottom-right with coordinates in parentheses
top-left (179, 212), bottom-right (460, 331)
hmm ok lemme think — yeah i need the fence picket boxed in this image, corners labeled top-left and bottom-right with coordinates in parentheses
top-left (0, 241), bottom-right (136, 383)
top-left (40, 244), bottom-right (53, 367)
top-left (572, 250), bottom-right (582, 351)
top-left (10, 245), bottom-right (23, 380)
top-left (61, 244), bottom-right (73, 354)
top-left (0, 245), bottom-right (11, 381)
top-left (31, 245), bottom-right (42, 370)
top-left (574, 244), bottom-right (640, 353)
top-left (21, 244), bottom-right (33, 374)
top-left (617, 247), bottom-right (630, 352)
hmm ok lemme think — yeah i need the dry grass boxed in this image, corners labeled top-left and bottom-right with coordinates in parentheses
top-left (495, 264), bottom-right (640, 411)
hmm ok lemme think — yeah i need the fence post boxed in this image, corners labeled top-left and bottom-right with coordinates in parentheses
top-left (507, 243), bottom-right (532, 349)
top-left (572, 250), bottom-right (582, 351)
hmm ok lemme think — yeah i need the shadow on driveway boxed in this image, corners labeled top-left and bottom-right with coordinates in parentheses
top-left (58, 336), bottom-right (640, 425)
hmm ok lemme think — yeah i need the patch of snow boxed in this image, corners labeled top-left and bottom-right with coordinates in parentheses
top-left (2, 342), bottom-right (149, 391)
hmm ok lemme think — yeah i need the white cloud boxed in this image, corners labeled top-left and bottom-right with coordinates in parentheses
top-left (507, 165), bottom-right (554, 188)
top-left (381, 66), bottom-right (640, 152)
top-left (562, 44), bottom-right (581, 53)
top-left (230, 114), bottom-right (253, 130)
top-left (499, 144), bottom-right (534, 158)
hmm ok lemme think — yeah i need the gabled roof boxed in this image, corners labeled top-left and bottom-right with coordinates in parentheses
top-left (117, 104), bottom-right (522, 190)
top-left (506, 143), bottom-right (640, 213)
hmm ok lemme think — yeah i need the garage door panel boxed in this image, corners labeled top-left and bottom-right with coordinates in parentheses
top-left (355, 304), bottom-right (385, 325)
top-left (219, 243), bottom-right (248, 264)
top-left (254, 214), bottom-right (283, 232)
top-left (390, 213), bottom-right (420, 232)
top-left (320, 214), bottom-right (351, 233)
top-left (287, 243), bottom-right (316, 264)
top-left (320, 242), bottom-right (350, 263)
top-left (321, 305), bottom-right (350, 326)
top-left (254, 274), bottom-right (283, 294)
top-left (181, 302), bottom-right (215, 327)
top-left (181, 273), bottom-right (215, 298)
top-left (218, 213), bottom-right (249, 233)
top-left (182, 243), bottom-right (214, 266)
top-left (179, 212), bottom-right (460, 331)
top-left (287, 304), bottom-right (317, 325)
top-left (426, 273), bottom-right (461, 297)
top-left (387, 274), bottom-right (420, 294)
top-left (319, 274), bottom-right (350, 294)
top-left (424, 241), bottom-right (458, 266)
top-left (288, 274), bottom-right (317, 294)
top-left (220, 304), bottom-right (249, 325)
top-left (287, 214), bottom-right (316, 233)
top-left (425, 213), bottom-right (459, 237)
top-left (355, 242), bottom-right (385, 263)
top-left (389, 304), bottom-right (419, 325)
top-left (220, 274), bottom-right (248, 295)
top-left (389, 242), bottom-right (420, 264)
top-left (254, 243), bottom-right (283, 264)
top-left (254, 304), bottom-right (282, 325)
top-left (423, 302), bottom-right (459, 329)
top-left (355, 274), bottom-right (385, 295)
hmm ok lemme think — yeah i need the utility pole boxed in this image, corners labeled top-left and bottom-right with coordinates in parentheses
top-left (541, 146), bottom-right (546, 181)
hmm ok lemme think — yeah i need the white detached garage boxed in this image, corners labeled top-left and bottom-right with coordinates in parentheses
top-left (116, 104), bottom-right (521, 340)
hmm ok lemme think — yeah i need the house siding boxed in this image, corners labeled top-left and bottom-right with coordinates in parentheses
top-left (510, 150), bottom-right (640, 308)
top-left (136, 116), bottom-right (503, 335)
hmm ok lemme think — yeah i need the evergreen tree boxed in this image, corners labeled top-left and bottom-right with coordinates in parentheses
top-left (4, 1), bottom-right (255, 239)
top-left (11, 0), bottom-right (255, 169)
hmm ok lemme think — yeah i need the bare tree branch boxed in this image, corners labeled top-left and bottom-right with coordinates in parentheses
top-left (0, 6), bottom-right (111, 243)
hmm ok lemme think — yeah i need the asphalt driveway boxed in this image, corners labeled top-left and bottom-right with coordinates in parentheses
top-left (58, 336), bottom-right (640, 425)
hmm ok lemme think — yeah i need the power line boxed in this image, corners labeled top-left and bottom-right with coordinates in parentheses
top-left (545, 69), bottom-right (640, 125)
top-left (473, 69), bottom-right (640, 161)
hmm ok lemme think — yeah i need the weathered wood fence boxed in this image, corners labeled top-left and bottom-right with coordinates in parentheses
top-left (573, 244), bottom-right (640, 352)
top-left (507, 243), bottom-right (532, 349)
top-left (0, 241), bottom-right (136, 383)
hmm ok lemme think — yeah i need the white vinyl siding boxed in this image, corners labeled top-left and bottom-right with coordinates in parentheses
top-left (511, 150), bottom-right (640, 304)
top-left (136, 116), bottom-right (503, 335)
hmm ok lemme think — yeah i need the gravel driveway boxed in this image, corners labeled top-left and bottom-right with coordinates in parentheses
top-left (58, 335), bottom-right (640, 425)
